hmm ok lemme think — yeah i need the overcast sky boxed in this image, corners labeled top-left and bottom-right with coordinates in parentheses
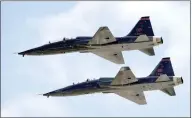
top-left (1, 1), bottom-right (190, 117)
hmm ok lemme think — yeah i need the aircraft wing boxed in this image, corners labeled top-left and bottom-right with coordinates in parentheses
top-left (88, 26), bottom-right (116, 44)
top-left (111, 67), bottom-right (137, 85)
top-left (93, 51), bottom-right (124, 64)
top-left (139, 47), bottom-right (155, 56)
top-left (115, 91), bottom-right (147, 105)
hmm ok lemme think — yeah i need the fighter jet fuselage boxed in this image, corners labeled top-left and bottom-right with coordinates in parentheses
top-left (19, 36), bottom-right (163, 56)
top-left (43, 57), bottom-right (183, 105)
top-left (43, 76), bottom-right (182, 97)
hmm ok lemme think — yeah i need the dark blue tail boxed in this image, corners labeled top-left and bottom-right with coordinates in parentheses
top-left (149, 57), bottom-right (175, 76)
top-left (127, 16), bottom-right (154, 36)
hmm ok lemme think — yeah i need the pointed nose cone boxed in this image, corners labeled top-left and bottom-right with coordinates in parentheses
top-left (43, 93), bottom-right (48, 96)
top-left (18, 51), bottom-right (26, 57)
top-left (43, 90), bottom-right (58, 97)
top-left (18, 47), bottom-right (41, 56)
top-left (43, 94), bottom-right (48, 97)
top-left (43, 92), bottom-right (52, 98)
top-left (18, 49), bottom-right (34, 56)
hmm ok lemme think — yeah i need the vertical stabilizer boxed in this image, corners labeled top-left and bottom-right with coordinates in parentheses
top-left (127, 16), bottom-right (154, 36)
top-left (149, 57), bottom-right (175, 76)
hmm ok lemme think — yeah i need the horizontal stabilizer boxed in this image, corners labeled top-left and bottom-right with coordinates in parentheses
top-left (134, 35), bottom-right (149, 42)
top-left (156, 74), bottom-right (170, 82)
top-left (160, 87), bottom-right (176, 96)
top-left (139, 47), bottom-right (155, 56)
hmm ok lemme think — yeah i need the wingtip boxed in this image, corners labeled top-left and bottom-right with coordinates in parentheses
top-left (120, 66), bottom-right (130, 71)
top-left (117, 62), bottom-right (125, 64)
top-left (149, 52), bottom-right (155, 56)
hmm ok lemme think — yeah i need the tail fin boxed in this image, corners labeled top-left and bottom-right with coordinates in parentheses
top-left (127, 16), bottom-right (154, 36)
top-left (149, 57), bottom-right (175, 76)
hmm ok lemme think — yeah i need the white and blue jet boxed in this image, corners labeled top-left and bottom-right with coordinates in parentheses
top-left (43, 57), bottom-right (183, 105)
top-left (19, 16), bottom-right (163, 64)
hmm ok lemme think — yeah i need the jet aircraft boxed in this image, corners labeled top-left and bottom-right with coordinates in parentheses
top-left (18, 16), bottom-right (163, 64)
top-left (43, 57), bottom-right (183, 105)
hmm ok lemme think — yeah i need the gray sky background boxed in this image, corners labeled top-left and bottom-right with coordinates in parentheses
top-left (1, 1), bottom-right (190, 117)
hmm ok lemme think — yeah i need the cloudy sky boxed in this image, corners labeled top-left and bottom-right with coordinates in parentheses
top-left (1, 1), bottom-right (190, 117)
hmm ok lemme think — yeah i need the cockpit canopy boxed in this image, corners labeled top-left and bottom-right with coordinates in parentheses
top-left (99, 77), bottom-right (113, 82)
top-left (76, 36), bottom-right (91, 40)
top-left (62, 37), bottom-right (70, 41)
top-left (45, 37), bottom-right (71, 45)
